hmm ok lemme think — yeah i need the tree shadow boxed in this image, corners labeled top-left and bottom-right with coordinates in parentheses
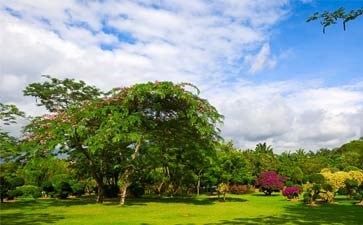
top-left (123, 195), bottom-right (248, 206)
top-left (0, 212), bottom-right (64, 225)
top-left (251, 192), bottom-right (281, 197)
top-left (204, 202), bottom-right (363, 225)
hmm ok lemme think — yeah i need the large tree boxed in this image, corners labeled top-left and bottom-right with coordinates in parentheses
top-left (25, 81), bottom-right (223, 205)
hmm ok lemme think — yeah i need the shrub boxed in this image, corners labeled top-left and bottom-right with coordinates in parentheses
top-left (16, 185), bottom-right (41, 198)
top-left (229, 184), bottom-right (255, 194)
top-left (8, 177), bottom-right (25, 189)
top-left (216, 183), bottom-right (229, 201)
top-left (72, 183), bottom-right (85, 197)
top-left (285, 181), bottom-right (294, 187)
top-left (56, 182), bottom-right (73, 199)
top-left (0, 176), bottom-right (10, 202)
top-left (7, 189), bottom-right (23, 199)
top-left (282, 186), bottom-right (302, 199)
top-left (308, 173), bottom-right (325, 184)
top-left (303, 192), bottom-right (310, 204)
top-left (42, 181), bottom-right (55, 195)
top-left (128, 183), bottom-right (145, 198)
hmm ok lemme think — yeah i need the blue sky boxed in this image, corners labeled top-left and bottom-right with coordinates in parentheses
top-left (251, 1), bottom-right (363, 86)
top-left (0, 0), bottom-right (362, 152)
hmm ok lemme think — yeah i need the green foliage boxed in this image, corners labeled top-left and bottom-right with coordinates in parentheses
top-left (7, 189), bottom-right (23, 199)
top-left (0, 176), bottom-right (10, 202)
top-left (56, 182), bottom-right (73, 199)
top-left (0, 103), bottom-right (25, 161)
top-left (24, 81), bottom-right (223, 204)
top-left (336, 139), bottom-right (363, 170)
top-left (7, 176), bottom-right (25, 189)
top-left (0, 103), bottom-right (25, 125)
top-left (308, 173), bottom-right (325, 184)
top-left (23, 75), bottom-right (103, 112)
top-left (345, 179), bottom-right (358, 199)
top-left (16, 185), bottom-right (41, 198)
top-left (285, 181), bottom-right (294, 187)
top-left (72, 183), bottom-right (86, 197)
top-left (42, 181), bottom-right (55, 196)
top-left (128, 183), bottom-right (145, 198)
top-left (307, 7), bottom-right (363, 33)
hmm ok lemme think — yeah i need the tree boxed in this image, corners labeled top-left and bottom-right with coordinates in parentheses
top-left (23, 76), bottom-right (105, 202)
top-left (307, 6), bottom-right (363, 33)
top-left (25, 81), bottom-right (223, 206)
top-left (255, 171), bottom-right (285, 196)
top-left (0, 103), bottom-right (25, 202)
top-left (23, 75), bottom-right (103, 112)
top-left (0, 103), bottom-right (25, 161)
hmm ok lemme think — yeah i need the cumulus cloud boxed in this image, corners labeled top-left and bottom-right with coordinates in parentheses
top-left (0, 0), bottom-right (362, 151)
top-left (205, 81), bottom-right (363, 152)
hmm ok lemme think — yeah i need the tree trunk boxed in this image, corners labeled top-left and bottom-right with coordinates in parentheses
top-left (357, 197), bottom-right (363, 206)
top-left (119, 182), bottom-right (129, 206)
top-left (119, 141), bottom-right (142, 206)
top-left (197, 176), bottom-right (201, 196)
top-left (96, 180), bottom-right (104, 203)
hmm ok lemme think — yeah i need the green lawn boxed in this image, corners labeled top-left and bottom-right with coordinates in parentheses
top-left (1, 193), bottom-right (362, 225)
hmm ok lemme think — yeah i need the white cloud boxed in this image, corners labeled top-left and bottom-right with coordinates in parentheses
top-left (205, 81), bottom-right (363, 152)
top-left (0, 0), bottom-right (362, 151)
top-left (246, 43), bottom-right (277, 73)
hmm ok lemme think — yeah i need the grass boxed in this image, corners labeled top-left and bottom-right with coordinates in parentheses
top-left (1, 193), bottom-right (362, 225)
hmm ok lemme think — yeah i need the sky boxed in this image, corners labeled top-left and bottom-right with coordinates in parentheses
top-left (0, 0), bottom-right (362, 152)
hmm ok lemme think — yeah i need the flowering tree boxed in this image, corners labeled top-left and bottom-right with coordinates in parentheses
top-left (25, 81), bottom-right (223, 206)
top-left (255, 171), bottom-right (286, 196)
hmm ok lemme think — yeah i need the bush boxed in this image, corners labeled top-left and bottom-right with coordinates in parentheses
top-left (7, 189), bottom-right (23, 199)
top-left (56, 182), bottom-right (73, 199)
top-left (282, 186), bottom-right (302, 199)
top-left (337, 187), bottom-right (348, 195)
top-left (128, 183), bottom-right (145, 198)
top-left (303, 192), bottom-right (310, 204)
top-left (8, 177), bottom-right (25, 189)
top-left (229, 184), bottom-right (254, 194)
top-left (0, 176), bottom-right (10, 202)
top-left (42, 181), bottom-right (55, 195)
top-left (285, 181), bottom-right (294, 187)
top-left (308, 174), bottom-right (325, 184)
top-left (16, 185), bottom-right (41, 198)
top-left (72, 183), bottom-right (85, 197)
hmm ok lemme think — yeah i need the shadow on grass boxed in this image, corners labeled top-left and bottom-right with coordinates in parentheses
top-left (0, 197), bottom-right (98, 211)
top-left (123, 195), bottom-right (248, 206)
top-left (1, 195), bottom-right (248, 209)
top-left (0, 212), bottom-right (64, 225)
top-left (251, 192), bottom-right (281, 197)
top-left (205, 202), bottom-right (363, 225)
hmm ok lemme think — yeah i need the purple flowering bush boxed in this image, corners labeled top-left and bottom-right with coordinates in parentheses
top-left (282, 186), bottom-right (302, 199)
top-left (255, 171), bottom-right (286, 196)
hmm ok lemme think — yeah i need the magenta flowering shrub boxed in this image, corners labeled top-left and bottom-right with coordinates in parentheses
top-left (255, 171), bottom-right (286, 195)
top-left (282, 186), bottom-right (302, 199)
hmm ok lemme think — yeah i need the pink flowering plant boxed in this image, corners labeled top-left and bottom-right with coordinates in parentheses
top-left (255, 171), bottom-right (286, 196)
top-left (282, 186), bottom-right (302, 199)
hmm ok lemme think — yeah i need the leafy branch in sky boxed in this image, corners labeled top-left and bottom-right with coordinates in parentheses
top-left (307, 6), bottom-right (363, 33)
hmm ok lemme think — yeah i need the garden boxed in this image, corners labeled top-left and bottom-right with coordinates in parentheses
top-left (1, 77), bottom-right (363, 225)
